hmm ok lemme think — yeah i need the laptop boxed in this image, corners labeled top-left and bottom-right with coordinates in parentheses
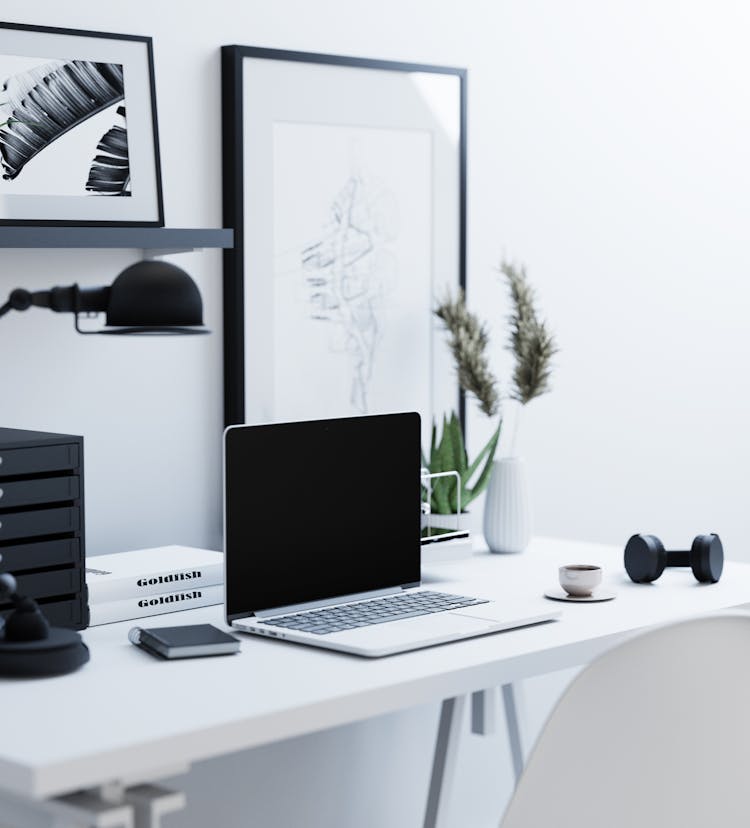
top-left (224, 413), bottom-right (558, 657)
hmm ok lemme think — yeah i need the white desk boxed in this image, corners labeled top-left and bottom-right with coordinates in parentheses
top-left (2, 537), bottom-right (750, 828)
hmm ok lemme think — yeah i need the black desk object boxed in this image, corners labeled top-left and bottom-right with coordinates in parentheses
top-left (0, 428), bottom-right (88, 630)
top-left (129, 624), bottom-right (240, 659)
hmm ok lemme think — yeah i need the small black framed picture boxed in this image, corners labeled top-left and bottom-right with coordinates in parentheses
top-left (0, 22), bottom-right (163, 226)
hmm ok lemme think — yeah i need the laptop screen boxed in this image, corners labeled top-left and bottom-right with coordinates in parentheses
top-left (224, 412), bottom-right (421, 620)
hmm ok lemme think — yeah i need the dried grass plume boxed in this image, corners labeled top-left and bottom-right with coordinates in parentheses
top-left (434, 290), bottom-right (500, 418)
top-left (500, 259), bottom-right (558, 405)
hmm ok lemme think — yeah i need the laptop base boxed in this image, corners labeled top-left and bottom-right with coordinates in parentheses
top-left (232, 595), bottom-right (559, 658)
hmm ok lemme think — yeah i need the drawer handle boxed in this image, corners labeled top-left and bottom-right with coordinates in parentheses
top-left (0, 488), bottom-right (3, 499)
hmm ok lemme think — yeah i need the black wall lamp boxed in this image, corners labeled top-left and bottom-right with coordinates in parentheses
top-left (0, 259), bottom-right (209, 334)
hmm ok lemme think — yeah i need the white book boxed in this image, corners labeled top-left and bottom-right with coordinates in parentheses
top-left (89, 584), bottom-right (225, 627)
top-left (86, 545), bottom-right (224, 603)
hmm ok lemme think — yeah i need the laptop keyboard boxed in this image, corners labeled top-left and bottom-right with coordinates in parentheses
top-left (258, 591), bottom-right (489, 635)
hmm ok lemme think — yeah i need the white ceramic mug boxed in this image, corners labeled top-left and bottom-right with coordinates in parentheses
top-left (559, 564), bottom-right (602, 597)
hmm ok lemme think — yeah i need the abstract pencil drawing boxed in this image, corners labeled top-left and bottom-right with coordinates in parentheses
top-left (0, 58), bottom-right (129, 195)
top-left (300, 172), bottom-right (399, 414)
top-left (270, 122), bottom-right (432, 428)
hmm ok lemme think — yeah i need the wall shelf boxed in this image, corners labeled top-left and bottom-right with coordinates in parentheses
top-left (0, 227), bottom-right (234, 256)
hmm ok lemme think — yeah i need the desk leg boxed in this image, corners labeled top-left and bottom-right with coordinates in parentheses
top-left (423, 695), bottom-right (466, 828)
top-left (122, 784), bottom-right (186, 828)
top-left (471, 684), bottom-right (525, 784)
top-left (470, 688), bottom-right (497, 735)
top-left (0, 782), bottom-right (185, 828)
top-left (0, 789), bottom-right (134, 828)
top-left (501, 683), bottom-right (524, 785)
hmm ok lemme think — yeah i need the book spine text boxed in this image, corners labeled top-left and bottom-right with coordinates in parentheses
top-left (89, 585), bottom-right (224, 626)
top-left (88, 563), bottom-right (224, 602)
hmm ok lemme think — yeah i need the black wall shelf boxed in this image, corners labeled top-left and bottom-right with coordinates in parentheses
top-left (0, 227), bottom-right (233, 253)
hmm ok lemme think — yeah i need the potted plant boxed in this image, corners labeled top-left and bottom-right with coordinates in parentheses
top-left (483, 259), bottom-right (557, 552)
top-left (425, 259), bottom-right (557, 547)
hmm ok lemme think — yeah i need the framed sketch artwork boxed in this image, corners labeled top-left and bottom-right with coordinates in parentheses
top-left (0, 22), bottom-right (163, 225)
top-left (222, 47), bottom-right (466, 442)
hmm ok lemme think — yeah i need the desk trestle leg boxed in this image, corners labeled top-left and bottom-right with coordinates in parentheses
top-left (502, 683), bottom-right (525, 785)
top-left (423, 684), bottom-right (527, 827)
top-left (423, 695), bottom-right (466, 828)
top-left (0, 783), bottom-right (185, 828)
top-left (471, 685), bottom-right (527, 784)
top-left (122, 784), bottom-right (186, 828)
top-left (470, 688), bottom-right (497, 735)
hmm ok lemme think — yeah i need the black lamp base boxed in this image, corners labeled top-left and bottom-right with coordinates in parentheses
top-left (0, 628), bottom-right (89, 677)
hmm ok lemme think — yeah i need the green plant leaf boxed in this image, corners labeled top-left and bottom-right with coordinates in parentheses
top-left (446, 415), bottom-right (466, 507)
top-left (447, 412), bottom-right (467, 475)
top-left (435, 414), bottom-right (456, 472)
top-left (465, 421), bottom-right (501, 483)
top-left (430, 414), bottom-right (447, 470)
top-left (463, 423), bottom-right (501, 508)
top-left (424, 414), bottom-right (452, 513)
top-left (423, 411), bottom-right (500, 514)
top-left (434, 416), bottom-right (458, 511)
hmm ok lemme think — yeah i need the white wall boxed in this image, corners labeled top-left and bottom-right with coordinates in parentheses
top-left (469, 0), bottom-right (750, 561)
top-left (2, 1), bottom-right (748, 826)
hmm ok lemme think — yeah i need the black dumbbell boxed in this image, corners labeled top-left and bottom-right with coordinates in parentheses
top-left (624, 533), bottom-right (724, 584)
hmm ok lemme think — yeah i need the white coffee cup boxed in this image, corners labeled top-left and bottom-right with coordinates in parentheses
top-left (559, 564), bottom-right (602, 597)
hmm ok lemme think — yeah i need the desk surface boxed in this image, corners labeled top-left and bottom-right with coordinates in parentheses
top-left (3, 537), bottom-right (750, 799)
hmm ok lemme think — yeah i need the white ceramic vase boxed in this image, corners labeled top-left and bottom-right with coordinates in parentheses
top-left (483, 457), bottom-right (532, 554)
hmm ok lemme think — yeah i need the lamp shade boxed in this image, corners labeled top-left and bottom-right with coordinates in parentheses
top-left (105, 260), bottom-right (205, 329)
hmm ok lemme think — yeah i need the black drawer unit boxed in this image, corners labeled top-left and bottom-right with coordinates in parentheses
top-left (0, 538), bottom-right (82, 572)
top-left (0, 506), bottom-right (80, 541)
top-left (0, 475), bottom-right (80, 509)
top-left (0, 428), bottom-right (88, 630)
top-left (0, 596), bottom-right (87, 629)
top-left (3, 566), bottom-right (85, 604)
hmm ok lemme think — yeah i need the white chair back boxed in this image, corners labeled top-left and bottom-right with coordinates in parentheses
top-left (501, 612), bottom-right (750, 828)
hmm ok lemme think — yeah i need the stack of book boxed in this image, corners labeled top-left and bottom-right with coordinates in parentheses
top-left (86, 545), bottom-right (224, 626)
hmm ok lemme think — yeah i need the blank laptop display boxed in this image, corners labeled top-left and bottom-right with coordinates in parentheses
top-left (225, 412), bottom-right (421, 622)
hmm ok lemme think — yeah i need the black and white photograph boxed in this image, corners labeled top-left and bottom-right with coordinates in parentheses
top-left (0, 23), bottom-right (162, 225)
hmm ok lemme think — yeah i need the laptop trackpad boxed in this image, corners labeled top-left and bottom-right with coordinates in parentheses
top-left (341, 610), bottom-right (495, 648)
top-left (451, 602), bottom-right (547, 624)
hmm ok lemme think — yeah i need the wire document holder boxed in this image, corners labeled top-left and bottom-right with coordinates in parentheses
top-left (420, 469), bottom-right (468, 544)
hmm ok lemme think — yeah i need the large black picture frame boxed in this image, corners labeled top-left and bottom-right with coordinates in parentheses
top-left (0, 21), bottom-right (164, 226)
top-left (222, 46), bottom-right (466, 435)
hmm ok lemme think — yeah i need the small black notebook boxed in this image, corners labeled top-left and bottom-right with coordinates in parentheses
top-left (129, 624), bottom-right (240, 659)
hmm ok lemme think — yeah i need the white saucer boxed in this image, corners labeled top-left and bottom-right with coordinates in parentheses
top-left (544, 588), bottom-right (616, 603)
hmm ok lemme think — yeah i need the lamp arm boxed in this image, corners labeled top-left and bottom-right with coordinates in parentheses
top-left (35, 285), bottom-right (110, 314)
top-left (0, 285), bottom-right (110, 321)
top-left (0, 288), bottom-right (33, 319)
